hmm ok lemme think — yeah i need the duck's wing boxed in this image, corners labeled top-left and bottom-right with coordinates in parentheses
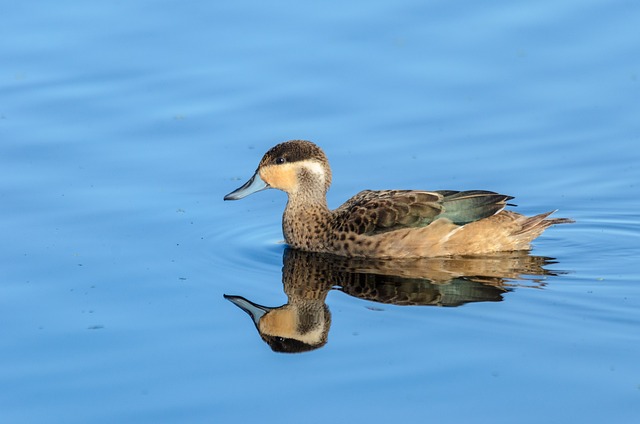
top-left (434, 190), bottom-right (514, 225)
top-left (333, 189), bottom-right (513, 235)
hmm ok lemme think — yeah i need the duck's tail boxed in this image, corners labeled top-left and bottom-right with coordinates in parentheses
top-left (513, 210), bottom-right (574, 237)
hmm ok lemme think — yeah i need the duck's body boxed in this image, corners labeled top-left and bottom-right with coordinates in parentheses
top-left (224, 140), bottom-right (572, 258)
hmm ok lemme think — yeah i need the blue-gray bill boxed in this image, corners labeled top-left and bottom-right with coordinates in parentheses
top-left (224, 171), bottom-right (269, 200)
top-left (223, 294), bottom-right (271, 326)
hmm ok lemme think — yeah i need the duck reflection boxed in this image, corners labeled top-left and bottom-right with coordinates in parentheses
top-left (225, 248), bottom-right (562, 353)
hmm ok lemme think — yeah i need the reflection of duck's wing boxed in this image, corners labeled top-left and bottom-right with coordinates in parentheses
top-left (340, 251), bottom-right (560, 281)
top-left (282, 249), bottom-right (561, 307)
top-left (337, 275), bottom-right (507, 306)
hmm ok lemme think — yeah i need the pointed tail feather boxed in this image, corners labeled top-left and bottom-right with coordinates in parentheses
top-left (514, 210), bottom-right (574, 236)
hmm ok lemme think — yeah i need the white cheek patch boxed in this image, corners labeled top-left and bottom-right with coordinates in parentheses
top-left (299, 160), bottom-right (326, 180)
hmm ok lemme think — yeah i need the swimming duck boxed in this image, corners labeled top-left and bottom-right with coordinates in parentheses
top-left (224, 140), bottom-right (572, 258)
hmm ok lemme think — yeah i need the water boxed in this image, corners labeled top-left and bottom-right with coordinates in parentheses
top-left (1, 0), bottom-right (639, 423)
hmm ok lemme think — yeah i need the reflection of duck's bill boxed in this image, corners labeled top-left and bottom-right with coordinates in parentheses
top-left (223, 294), bottom-right (272, 326)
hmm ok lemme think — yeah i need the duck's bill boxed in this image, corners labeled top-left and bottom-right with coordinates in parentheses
top-left (223, 294), bottom-right (272, 325)
top-left (224, 171), bottom-right (269, 200)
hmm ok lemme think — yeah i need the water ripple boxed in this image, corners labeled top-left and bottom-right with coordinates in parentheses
top-left (205, 213), bottom-right (285, 276)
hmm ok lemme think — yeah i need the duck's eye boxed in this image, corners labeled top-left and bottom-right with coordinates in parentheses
top-left (275, 157), bottom-right (286, 165)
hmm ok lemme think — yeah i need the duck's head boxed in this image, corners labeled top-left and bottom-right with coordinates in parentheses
top-left (224, 140), bottom-right (332, 200)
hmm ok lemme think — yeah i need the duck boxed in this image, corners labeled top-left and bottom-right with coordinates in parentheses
top-left (224, 140), bottom-right (573, 258)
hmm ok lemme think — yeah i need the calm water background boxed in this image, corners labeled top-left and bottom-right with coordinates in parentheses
top-left (1, 0), bottom-right (639, 423)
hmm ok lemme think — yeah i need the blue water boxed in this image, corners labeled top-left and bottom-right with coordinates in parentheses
top-left (2, 0), bottom-right (639, 423)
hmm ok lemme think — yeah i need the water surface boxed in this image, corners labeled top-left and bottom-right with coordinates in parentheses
top-left (1, 1), bottom-right (639, 423)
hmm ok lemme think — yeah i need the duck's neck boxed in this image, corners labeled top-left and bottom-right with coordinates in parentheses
top-left (282, 191), bottom-right (332, 252)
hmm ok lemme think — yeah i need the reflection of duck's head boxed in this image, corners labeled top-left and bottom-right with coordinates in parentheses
top-left (224, 295), bottom-right (331, 354)
top-left (225, 248), bottom-right (567, 353)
